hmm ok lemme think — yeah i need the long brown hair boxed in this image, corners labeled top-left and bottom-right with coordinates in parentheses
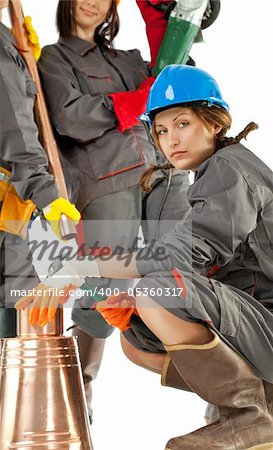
top-left (56, 0), bottom-right (120, 48)
top-left (140, 106), bottom-right (258, 192)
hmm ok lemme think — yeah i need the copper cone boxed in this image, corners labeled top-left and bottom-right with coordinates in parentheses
top-left (0, 309), bottom-right (93, 449)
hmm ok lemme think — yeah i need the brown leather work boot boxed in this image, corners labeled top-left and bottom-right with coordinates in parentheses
top-left (161, 354), bottom-right (192, 392)
top-left (164, 332), bottom-right (273, 450)
top-left (263, 381), bottom-right (273, 417)
top-left (205, 380), bottom-right (273, 425)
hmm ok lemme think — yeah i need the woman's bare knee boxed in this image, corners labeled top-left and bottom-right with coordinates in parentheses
top-left (120, 333), bottom-right (164, 374)
top-left (120, 333), bottom-right (143, 365)
top-left (136, 295), bottom-right (213, 346)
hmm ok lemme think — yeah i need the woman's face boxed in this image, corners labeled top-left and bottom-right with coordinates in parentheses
top-left (74, 0), bottom-right (112, 36)
top-left (154, 107), bottom-right (219, 171)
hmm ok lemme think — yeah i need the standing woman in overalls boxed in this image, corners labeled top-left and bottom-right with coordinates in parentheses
top-left (0, 0), bottom-right (80, 339)
top-left (38, 0), bottom-right (190, 422)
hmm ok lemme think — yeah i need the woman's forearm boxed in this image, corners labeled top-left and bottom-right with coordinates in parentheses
top-left (97, 251), bottom-right (141, 279)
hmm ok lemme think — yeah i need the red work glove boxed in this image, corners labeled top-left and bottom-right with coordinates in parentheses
top-left (136, 0), bottom-right (172, 67)
top-left (108, 76), bottom-right (155, 132)
top-left (96, 292), bottom-right (139, 332)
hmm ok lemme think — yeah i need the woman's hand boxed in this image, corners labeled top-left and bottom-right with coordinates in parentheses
top-left (15, 255), bottom-right (101, 327)
top-left (42, 197), bottom-right (81, 240)
top-left (15, 281), bottom-right (78, 327)
top-left (136, 0), bottom-right (173, 67)
top-left (96, 292), bottom-right (138, 331)
top-left (108, 77), bottom-right (155, 132)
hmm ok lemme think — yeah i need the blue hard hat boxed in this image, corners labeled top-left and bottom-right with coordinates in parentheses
top-left (140, 64), bottom-right (229, 124)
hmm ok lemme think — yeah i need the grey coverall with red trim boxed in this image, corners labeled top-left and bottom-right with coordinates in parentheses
top-left (38, 37), bottom-right (190, 338)
top-left (0, 23), bottom-right (58, 309)
top-left (124, 143), bottom-right (273, 383)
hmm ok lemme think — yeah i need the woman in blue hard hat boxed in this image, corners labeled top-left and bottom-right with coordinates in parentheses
top-left (17, 64), bottom-right (273, 449)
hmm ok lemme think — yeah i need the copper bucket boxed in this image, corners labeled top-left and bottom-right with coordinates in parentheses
top-left (0, 309), bottom-right (93, 449)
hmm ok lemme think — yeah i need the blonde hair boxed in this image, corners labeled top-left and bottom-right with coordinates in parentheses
top-left (140, 106), bottom-right (258, 192)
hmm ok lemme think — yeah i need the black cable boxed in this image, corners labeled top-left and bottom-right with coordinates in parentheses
top-left (155, 169), bottom-right (172, 239)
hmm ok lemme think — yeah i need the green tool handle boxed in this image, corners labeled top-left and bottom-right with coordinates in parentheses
top-left (154, 17), bottom-right (199, 76)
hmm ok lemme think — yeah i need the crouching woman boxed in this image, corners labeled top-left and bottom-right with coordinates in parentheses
top-left (16, 65), bottom-right (273, 450)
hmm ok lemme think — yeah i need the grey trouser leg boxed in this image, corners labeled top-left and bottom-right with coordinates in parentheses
top-left (0, 230), bottom-right (39, 338)
top-left (71, 186), bottom-right (142, 420)
top-left (0, 308), bottom-right (16, 338)
top-left (72, 326), bottom-right (105, 422)
top-left (72, 186), bottom-right (142, 337)
top-left (0, 231), bottom-right (16, 338)
top-left (125, 270), bottom-right (273, 383)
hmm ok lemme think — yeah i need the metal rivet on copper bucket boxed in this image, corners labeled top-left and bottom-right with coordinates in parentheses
top-left (0, 309), bottom-right (93, 449)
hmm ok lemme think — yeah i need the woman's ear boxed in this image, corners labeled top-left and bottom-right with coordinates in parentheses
top-left (214, 124), bottom-right (222, 134)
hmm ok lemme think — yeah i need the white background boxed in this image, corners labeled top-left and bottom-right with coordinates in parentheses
top-left (3, 1), bottom-right (273, 449)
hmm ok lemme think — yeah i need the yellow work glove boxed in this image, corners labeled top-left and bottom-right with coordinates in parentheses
top-left (42, 197), bottom-right (81, 240)
top-left (23, 16), bottom-right (41, 61)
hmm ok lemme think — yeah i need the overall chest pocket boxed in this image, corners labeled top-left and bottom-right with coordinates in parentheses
top-left (25, 77), bottom-right (37, 99)
top-left (76, 66), bottom-right (115, 95)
